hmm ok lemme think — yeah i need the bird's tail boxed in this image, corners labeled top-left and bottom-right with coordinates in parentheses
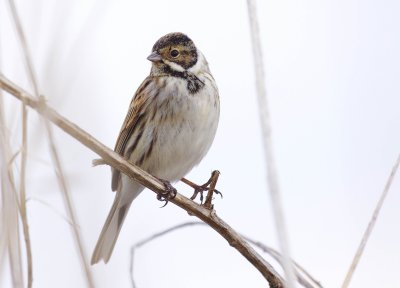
top-left (91, 195), bottom-right (132, 264)
top-left (91, 180), bottom-right (143, 265)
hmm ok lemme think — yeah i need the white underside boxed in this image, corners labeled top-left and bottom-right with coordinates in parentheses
top-left (91, 50), bottom-right (219, 264)
top-left (121, 63), bottom-right (219, 196)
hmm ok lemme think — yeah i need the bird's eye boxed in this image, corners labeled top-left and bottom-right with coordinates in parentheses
top-left (170, 49), bottom-right (180, 58)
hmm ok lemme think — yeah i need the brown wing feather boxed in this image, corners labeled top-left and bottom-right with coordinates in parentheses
top-left (111, 76), bottom-right (153, 191)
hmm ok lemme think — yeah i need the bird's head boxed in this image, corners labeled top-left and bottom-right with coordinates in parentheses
top-left (148, 32), bottom-right (208, 76)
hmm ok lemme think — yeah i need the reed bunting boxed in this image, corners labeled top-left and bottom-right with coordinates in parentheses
top-left (91, 32), bottom-right (220, 264)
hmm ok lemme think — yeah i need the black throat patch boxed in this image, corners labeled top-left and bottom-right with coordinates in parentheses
top-left (161, 65), bottom-right (205, 94)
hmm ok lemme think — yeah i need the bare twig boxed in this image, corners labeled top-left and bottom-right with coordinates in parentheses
top-left (0, 74), bottom-right (285, 288)
top-left (244, 238), bottom-right (323, 288)
top-left (26, 197), bottom-right (76, 227)
top-left (129, 223), bottom-right (206, 288)
top-left (129, 248), bottom-right (137, 288)
top-left (19, 103), bottom-right (32, 288)
top-left (204, 170), bottom-right (220, 209)
top-left (44, 121), bottom-right (96, 288)
top-left (129, 223), bottom-right (206, 287)
top-left (0, 92), bottom-right (24, 288)
top-left (341, 154), bottom-right (400, 288)
top-left (7, 0), bottom-right (39, 97)
top-left (129, 222), bottom-right (322, 288)
top-left (6, 1), bottom-right (33, 285)
top-left (246, 1), bottom-right (296, 287)
top-left (3, 174), bottom-right (24, 288)
top-left (92, 158), bottom-right (107, 166)
top-left (6, 1), bottom-right (95, 286)
top-left (0, 179), bottom-right (7, 267)
top-left (133, 222), bottom-right (205, 249)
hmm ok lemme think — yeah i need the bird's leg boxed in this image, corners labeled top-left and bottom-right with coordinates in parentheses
top-left (180, 177), bottom-right (206, 202)
top-left (181, 170), bottom-right (222, 205)
top-left (156, 179), bottom-right (177, 207)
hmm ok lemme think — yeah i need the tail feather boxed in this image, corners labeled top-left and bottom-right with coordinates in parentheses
top-left (92, 177), bottom-right (144, 264)
top-left (91, 197), bottom-right (132, 264)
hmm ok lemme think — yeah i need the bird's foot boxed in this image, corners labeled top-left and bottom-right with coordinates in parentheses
top-left (156, 179), bottom-right (177, 207)
top-left (181, 170), bottom-right (222, 204)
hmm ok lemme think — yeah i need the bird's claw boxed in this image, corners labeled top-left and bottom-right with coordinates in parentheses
top-left (184, 171), bottom-right (222, 204)
top-left (190, 185), bottom-right (222, 204)
top-left (156, 179), bottom-right (177, 207)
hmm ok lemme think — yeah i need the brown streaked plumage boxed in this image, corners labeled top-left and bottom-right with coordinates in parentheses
top-left (111, 77), bottom-right (153, 191)
top-left (91, 32), bottom-right (220, 264)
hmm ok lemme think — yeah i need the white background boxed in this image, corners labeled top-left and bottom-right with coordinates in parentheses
top-left (1, 0), bottom-right (400, 287)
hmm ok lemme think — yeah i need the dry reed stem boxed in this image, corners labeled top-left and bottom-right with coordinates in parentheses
top-left (19, 102), bottom-right (32, 288)
top-left (129, 222), bottom-right (322, 288)
top-left (6, 1), bottom-right (95, 286)
top-left (243, 238), bottom-right (323, 288)
top-left (26, 197), bottom-right (76, 227)
top-left (0, 74), bottom-right (285, 288)
top-left (246, 0), bottom-right (296, 286)
top-left (341, 154), bottom-right (400, 288)
top-left (0, 92), bottom-right (7, 278)
top-left (0, 92), bottom-right (24, 288)
top-left (0, 179), bottom-right (7, 266)
top-left (45, 121), bottom-right (95, 288)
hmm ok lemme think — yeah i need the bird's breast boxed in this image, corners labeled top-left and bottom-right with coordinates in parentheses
top-left (131, 75), bottom-right (219, 181)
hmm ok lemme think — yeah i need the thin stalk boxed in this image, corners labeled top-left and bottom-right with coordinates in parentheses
top-left (246, 1), bottom-right (296, 287)
top-left (19, 103), bottom-right (32, 288)
top-left (0, 74), bottom-right (285, 288)
top-left (341, 154), bottom-right (400, 288)
top-left (6, 1), bottom-right (95, 286)
top-left (0, 92), bottom-right (24, 288)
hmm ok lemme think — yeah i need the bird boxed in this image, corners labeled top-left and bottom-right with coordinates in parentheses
top-left (91, 32), bottom-right (220, 264)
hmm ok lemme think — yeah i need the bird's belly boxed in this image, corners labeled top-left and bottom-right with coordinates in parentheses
top-left (147, 102), bottom-right (218, 181)
top-left (129, 89), bottom-right (218, 182)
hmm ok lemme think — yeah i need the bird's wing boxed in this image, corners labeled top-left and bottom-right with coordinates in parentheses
top-left (111, 76), bottom-right (153, 191)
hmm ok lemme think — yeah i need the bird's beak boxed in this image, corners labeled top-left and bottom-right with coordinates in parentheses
top-left (147, 51), bottom-right (162, 62)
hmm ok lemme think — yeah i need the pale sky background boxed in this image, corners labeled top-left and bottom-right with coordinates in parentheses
top-left (1, 0), bottom-right (400, 287)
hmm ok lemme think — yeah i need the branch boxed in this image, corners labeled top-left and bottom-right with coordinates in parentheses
top-left (0, 74), bottom-right (285, 288)
top-left (243, 237), bottom-right (323, 288)
top-left (341, 154), bottom-right (400, 288)
top-left (130, 222), bottom-right (323, 288)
